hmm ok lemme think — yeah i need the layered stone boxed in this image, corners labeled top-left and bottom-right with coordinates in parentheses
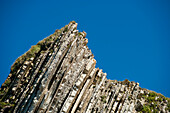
top-left (0, 21), bottom-right (169, 113)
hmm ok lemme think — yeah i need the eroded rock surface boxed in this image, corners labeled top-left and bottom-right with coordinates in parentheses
top-left (0, 21), bottom-right (169, 113)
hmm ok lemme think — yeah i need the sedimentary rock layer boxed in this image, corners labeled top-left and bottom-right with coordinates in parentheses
top-left (0, 21), bottom-right (169, 113)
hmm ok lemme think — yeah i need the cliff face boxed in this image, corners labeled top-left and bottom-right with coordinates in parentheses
top-left (0, 21), bottom-right (169, 113)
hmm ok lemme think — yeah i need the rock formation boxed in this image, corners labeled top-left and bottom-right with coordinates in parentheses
top-left (0, 21), bottom-right (169, 113)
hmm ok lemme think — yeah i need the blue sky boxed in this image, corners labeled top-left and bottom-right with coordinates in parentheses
top-left (0, 0), bottom-right (170, 97)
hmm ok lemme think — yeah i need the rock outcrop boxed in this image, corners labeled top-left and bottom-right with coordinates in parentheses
top-left (0, 21), bottom-right (169, 113)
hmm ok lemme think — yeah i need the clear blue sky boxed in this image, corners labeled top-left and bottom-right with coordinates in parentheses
top-left (0, 0), bottom-right (170, 97)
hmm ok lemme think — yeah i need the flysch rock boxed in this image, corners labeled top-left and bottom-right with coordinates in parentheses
top-left (0, 21), bottom-right (169, 113)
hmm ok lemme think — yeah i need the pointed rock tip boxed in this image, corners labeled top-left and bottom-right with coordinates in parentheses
top-left (69, 20), bottom-right (77, 24)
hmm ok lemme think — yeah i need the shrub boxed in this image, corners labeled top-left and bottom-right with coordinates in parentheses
top-left (142, 105), bottom-right (151, 113)
top-left (149, 92), bottom-right (157, 97)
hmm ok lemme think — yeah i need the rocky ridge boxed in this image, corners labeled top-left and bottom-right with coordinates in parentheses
top-left (0, 21), bottom-right (170, 113)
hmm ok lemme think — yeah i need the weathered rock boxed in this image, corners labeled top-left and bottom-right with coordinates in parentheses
top-left (0, 21), bottom-right (169, 113)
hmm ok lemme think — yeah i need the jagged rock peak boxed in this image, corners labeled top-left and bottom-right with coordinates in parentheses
top-left (0, 21), bottom-right (170, 113)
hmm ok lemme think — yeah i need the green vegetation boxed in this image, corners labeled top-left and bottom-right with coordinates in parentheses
top-left (166, 99), bottom-right (170, 112)
top-left (10, 24), bottom-right (68, 75)
top-left (0, 90), bottom-right (5, 99)
top-left (103, 99), bottom-right (107, 103)
top-left (3, 79), bottom-right (11, 87)
top-left (149, 92), bottom-right (157, 97)
top-left (141, 92), bottom-right (157, 112)
top-left (128, 95), bottom-right (132, 100)
top-left (10, 44), bottom-right (41, 75)
top-left (78, 32), bottom-right (83, 36)
top-left (0, 23), bottom-right (72, 112)
top-left (0, 79), bottom-right (11, 100)
top-left (38, 70), bottom-right (42, 74)
top-left (146, 92), bottom-right (156, 103)
top-left (0, 102), bottom-right (10, 108)
top-left (142, 105), bottom-right (151, 113)
top-left (50, 49), bottom-right (54, 53)
top-left (157, 97), bottom-right (163, 102)
top-left (26, 45), bottom-right (41, 59)
top-left (140, 91), bottom-right (170, 112)
top-left (101, 96), bottom-right (106, 102)
top-left (63, 25), bottom-right (68, 32)
top-left (0, 101), bottom-right (14, 110)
